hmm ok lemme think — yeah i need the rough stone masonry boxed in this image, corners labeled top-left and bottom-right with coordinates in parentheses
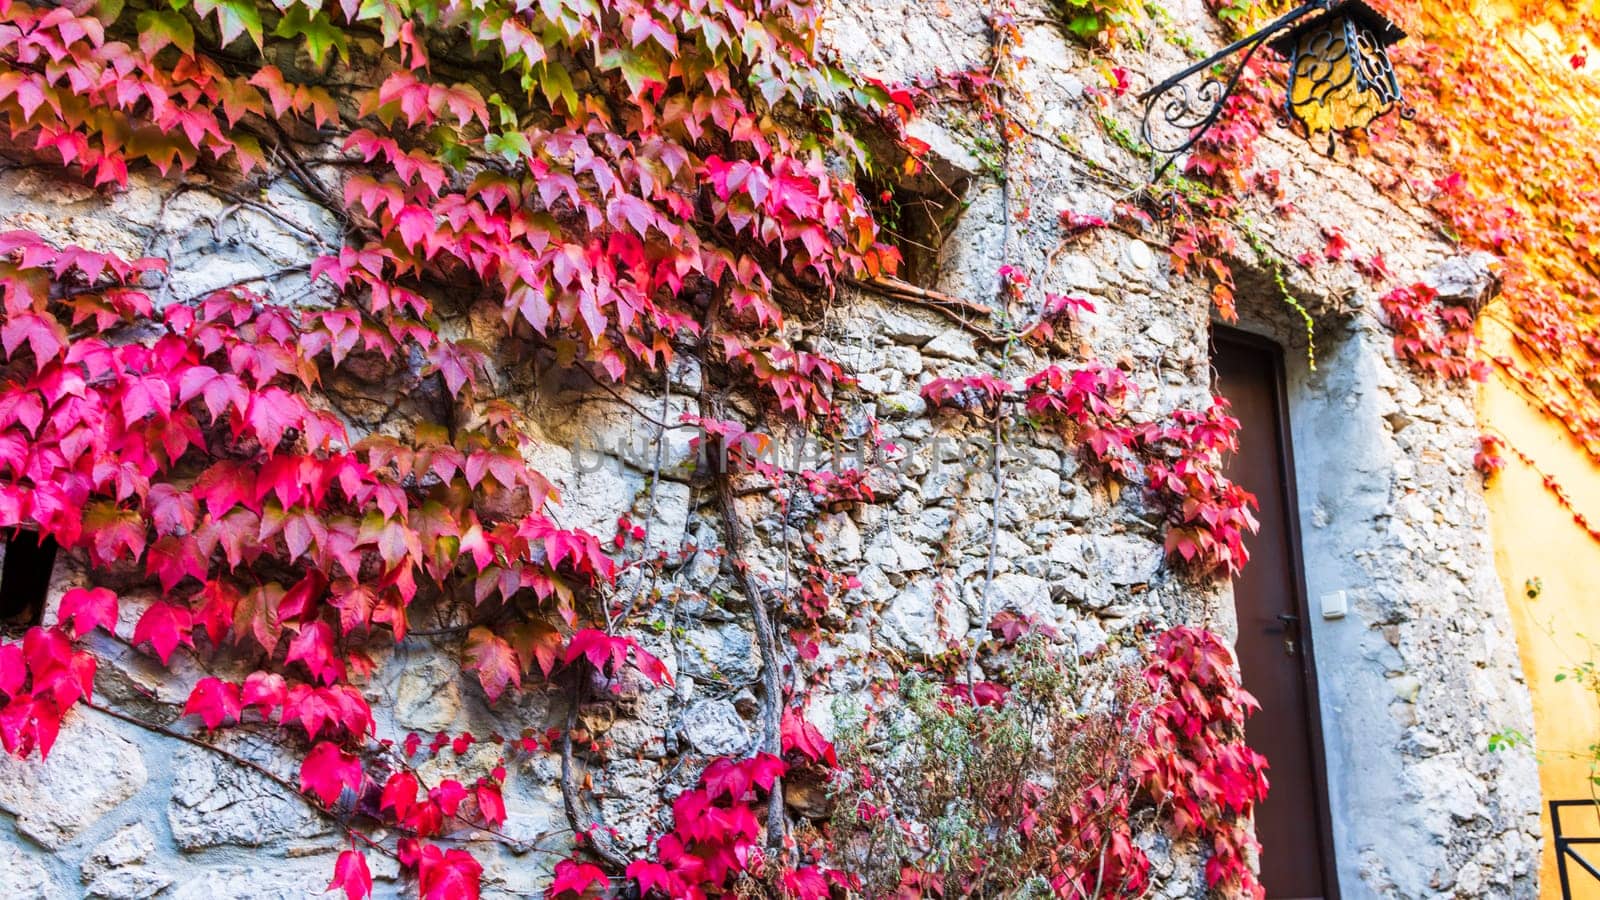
top-left (0, 0), bottom-right (1540, 897)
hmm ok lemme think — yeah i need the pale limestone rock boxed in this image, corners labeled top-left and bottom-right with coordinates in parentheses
top-left (881, 390), bottom-right (929, 420)
top-left (679, 699), bottom-right (750, 756)
top-left (881, 577), bottom-right (968, 658)
top-left (873, 303), bottom-right (945, 346)
top-left (597, 758), bottom-right (667, 850)
top-left (0, 714), bottom-right (146, 848)
top-left (970, 572), bottom-right (1052, 621)
top-left (644, 480), bottom-right (692, 554)
top-left (167, 744), bottom-right (326, 849)
top-left (1059, 611), bottom-right (1109, 656)
top-left (1009, 460), bottom-right (1062, 517)
top-left (1049, 533), bottom-right (1162, 587)
top-left (1145, 319), bottom-right (1176, 347)
top-left (85, 866), bottom-right (173, 900)
top-left (1426, 251), bottom-right (1500, 307)
top-left (168, 865), bottom-right (330, 900)
top-left (934, 182), bottom-right (1007, 301)
top-left (855, 564), bottom-right (896, 602)
top-left (501, 752), bottom-right (570, 848)
top-left (394, 655), bottom-right (464, 731)
top-left (903, 118), bottom-right (981, 183)
top-left (855, 370), bottom-right (887, 394)
top-left (606, 716), bottom-right (668, 759)
top-left (884, 345), bottom-right (924, 374)
top-left (685, 522), bottom-right (722, 588)
top-left (82, 823), bottom-right (156, 880)
top-left (864, 532), bottom-right (931, 574)
top-left (815, 511), bottom-right (863, 564)
top-left (1123, 239), bottom-right (1156, 272)
top-left (1058, 253), bottom-right (1102, 289)
top-left (0, 844), bottom-right (56, 899)
top-left (680, 620), bottom-right (761, 684)
top-left (920, 330), bottom-right (979, 363)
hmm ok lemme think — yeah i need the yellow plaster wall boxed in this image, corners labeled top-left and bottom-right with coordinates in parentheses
top-left (1481, 318), bottom-right (1600, 898)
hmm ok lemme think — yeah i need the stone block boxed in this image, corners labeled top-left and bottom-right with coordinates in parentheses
top-left (680, 621), bottom-right (761, 684)
top-left (168, 865), bottom-right (330, 900)
top-left (679, 699), bottom-right (751, 756)
top-left (167, 744), bottom-right (326, 850)
top-left (920, 330), bottom-right (978, 363)
top-left (881, 576), bottom-right (968, 657)
top-left (0, 714), bottom-right (146, 848)
top-left (394, 655), bottom-right (464, 732)
top-left (0, 844), bottom-right (57, 899)
top-left (82, 822), bottom-right (156, 880)
top-left (873, 304), bottom-right (946, 346)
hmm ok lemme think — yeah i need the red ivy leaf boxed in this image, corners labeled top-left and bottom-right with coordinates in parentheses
top-left (131, 602), bottom-right (194, 664)
top-left (626, 860), bottom-right (672, 898)
top-left (465, 626), bottom-right (521, 702)
top-left (549, 859), bottom-right (610, 898)
top-left (183, 677), bottom-right (243, 730)
top-left (300, 740), bottom-right (363, 806)
top-left (430, 779), bottom-right (468, 817)
top-left (329, 849), bottom-right (374, 900)
top-left (0, 643), bottom-right (23, 698)
top-left (242, 670), bottom-right (288, 717)
top-left (416, 844), bottom-right (482, 900)
top-left (783, 867), bottom-right (832, 900)
top-left (701, 753), bottom-right (786, 801)
top-left (474, 780), bottom-right (506, 828)
top-left (56, 586), bottom-right (117, 638)
top-left (1, 312), bottom-right (65, 362)
top-left (286, 620), bottom-right (345, 685)
top-left (381, 771), bottom-right (421, 822)
top-left (780, 707), bottom-right (837, 767)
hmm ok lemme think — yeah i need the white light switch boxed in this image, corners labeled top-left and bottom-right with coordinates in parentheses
top-left (1321, 590), bottom-right (1348, 620)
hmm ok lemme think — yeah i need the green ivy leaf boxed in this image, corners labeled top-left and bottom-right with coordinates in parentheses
top-left (193, 0), bottom-right (264, 48)
top-left (485, 130), bottom-right (532, 162)
top-left (486, 93), bottom-right (518, 131)
top-left (1066, 14), bottom-right (1104, 39)
top-left (92, 0), bottom-right (125, 23)
top-left (355, 0), bottom-right (406, 41)
top-left (528, 61), bottom-right (577, 114)
top-left (597, 46), bottom-right (664, 98)
top-left (273, 5), bottom-right (349, 68)
top-left (136, 8), bottom-right (196, 56)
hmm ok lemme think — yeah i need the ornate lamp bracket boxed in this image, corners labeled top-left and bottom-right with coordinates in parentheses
top-left (1138, 1), bottom-right (1330, 178)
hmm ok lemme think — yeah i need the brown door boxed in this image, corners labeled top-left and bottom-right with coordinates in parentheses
top-left (1212, 330), bottom-right (1337, 900)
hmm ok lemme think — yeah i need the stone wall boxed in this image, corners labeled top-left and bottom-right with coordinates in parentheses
top-left (0, 0), bottom-right (1540, 897)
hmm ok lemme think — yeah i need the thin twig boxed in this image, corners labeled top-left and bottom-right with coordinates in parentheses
top-left (83, 700), bottom-right (400, 862)
top-left (614, 373), bottom-right (675, 628)
top-left (575, 364), bottom-right (697, 433)
top-left (172, 264), bottom-right (312, 306)
top-left (968, 6), bottom-right (1016, 701)
top-left (558, 679), bottom-right (631, 870)
top-left (701, 384), bottom-right (787, 850)
top-left (202, 185), bottom-right (338, 251)
top-left (844, 275), bottom-right (993, 315)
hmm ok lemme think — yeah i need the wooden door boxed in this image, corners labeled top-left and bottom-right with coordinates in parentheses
top-left (1212, 330), bottom-right (1337, 900)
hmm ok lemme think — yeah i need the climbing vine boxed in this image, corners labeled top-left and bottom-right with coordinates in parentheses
top-left (0, 0), bottom-right (900, 894)
top-left (0, 0), bottom-right (1281, 898)
top-left (1372, 2), bottom-right (1600, 445)
top-left (1350, 2), bottom-right (1600, 530)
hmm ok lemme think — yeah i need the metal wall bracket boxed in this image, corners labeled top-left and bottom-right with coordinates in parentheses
top-left (1138, 1), bottom-right (1330, 179)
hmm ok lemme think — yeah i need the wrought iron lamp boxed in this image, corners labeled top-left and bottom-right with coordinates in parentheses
top-left (1138, 0), bottom-right (1410, 172)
